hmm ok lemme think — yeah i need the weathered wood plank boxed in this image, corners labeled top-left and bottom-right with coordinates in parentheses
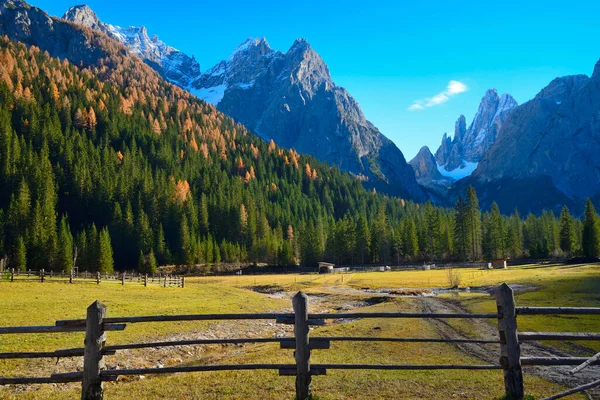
top-left (0, 348), bottom-right (116, 359)
top-left (106, 337), bottom-right (281, 351)
top-left (570, 352), bottom-right (600, 375)
top-left (496, 283), bottom-right (524, 399)
top-left (279, 367), bottom-right (326, 376)
top-left (293, 292), bottom-right (312, 400)
top-left (0, 324), bottom-right (125, 334)
top-left (311, 336), bottom-right (500, 344)
top-left (100, 364), bottom-right (293, 377)
top-left (516, 307), bottom-right (600, 315)
top-left (519, 332), bottom-right (600, 341)
top-left (308, 312), bottom-right (501, 319)
top-left (541, 378), bottom-right (600, 400)
top-left (521, 357), bottom-right (600, 366)
top-left (280, 338), bottom-right (330, 350)
top-left (56, 313), bottom-right (293, 326)
top-left (311, 364), bottom-right (502, 370)
top-left (82, 301), bottom-right (106, 400)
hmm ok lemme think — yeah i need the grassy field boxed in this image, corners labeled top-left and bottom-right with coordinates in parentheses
top-left (1, 263), bottom-right (598, 399)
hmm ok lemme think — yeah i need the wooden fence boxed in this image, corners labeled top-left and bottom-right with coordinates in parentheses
top-left (0, 283), bottom-right (599, 399)
top-left (2, 269), bottom-right (184, 288)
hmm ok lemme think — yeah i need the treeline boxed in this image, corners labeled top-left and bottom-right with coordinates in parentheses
top-left (0, 37), bottom-right (599, 274)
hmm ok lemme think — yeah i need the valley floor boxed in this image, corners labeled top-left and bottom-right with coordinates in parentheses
top-left (1, 263), bottom-right (599, 399)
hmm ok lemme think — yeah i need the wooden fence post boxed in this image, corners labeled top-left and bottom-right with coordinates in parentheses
top-left (144, 274), bottom-right (148, 287)
top-left (496, 283), bottom-right (524, 399)
top-left (40, 269), bottom-right (45, 283)
top-left (82, 301), bottom-right (106, 400)
top-left (121, 273), bottom-right (125, 286)
top-left (70, 269), bottom-right (74, 284)
top-left (10, 268), bottom-right (14, 282)
top-left (181, 276), bottom-right (185, 289)
top-left (293, 291), bottom-right (312, 400)
top-left (96, 272), bottom-right (100, 285)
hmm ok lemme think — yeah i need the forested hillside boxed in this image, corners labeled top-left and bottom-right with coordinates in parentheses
top-left (0, 34), bottom-right (599, 273)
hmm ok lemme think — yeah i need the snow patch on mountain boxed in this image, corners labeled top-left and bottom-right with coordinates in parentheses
top-left (63, 5), bottom-right (200, 87)
top-left (189, 85), bottom-right (226, 105)
top-left (437, 160), bottom-right (478, 180)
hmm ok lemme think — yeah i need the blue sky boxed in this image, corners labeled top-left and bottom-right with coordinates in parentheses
top-left (35, 0), bottom-right (600, 160)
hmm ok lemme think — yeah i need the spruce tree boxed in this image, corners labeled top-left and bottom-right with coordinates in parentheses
top-left (13, 236), bottom-right (26, 271)
top-left (559, 205), bottom-right (576, 256)
top-left (98, 227), bottom-right (114, 274)
top-left (582, 199), bottom-right (600, 258)
top-left (57, 215), bottom-right (74, 272)
top-left (466, 186), bottom-right (482, 260)
top-left (402, 218), bottom-right (419, 260)
top-left (454, 196), bottom-right (470, 261)
top-left (355, 215), bottom-right (370, 264)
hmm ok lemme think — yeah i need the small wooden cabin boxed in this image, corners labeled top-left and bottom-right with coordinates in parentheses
top-left (318, 262), bottom-right (335, 274)
top-left (491, 259), bottom-right (507, 269)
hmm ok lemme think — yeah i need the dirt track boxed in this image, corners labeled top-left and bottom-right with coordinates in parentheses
top-left (416, 295), bottom-right (600, 400)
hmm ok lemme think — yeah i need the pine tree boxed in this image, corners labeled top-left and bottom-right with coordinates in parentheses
top-left (355, 215), bottom-right (370, 264)
top-left (424, 201), bottom-right (440, 262)
top-left (56, 215), bottom-right (74, 272)
top-left (466, 186), bottom-right (482, 260)
top-left (559, 205), bottom-right (577, 256)
top-left (489, 202), bottom-right (505, 259)
top-left (98, 227), bottom-right (114, 274)
top-left (402, 218), bottom-right (419, 260)
top-left (582, 199), bottom-right (600, 258)
top-left (13, 236), bottom-right (26, 271)
top-left (454, 196), bottom-right (470, 261)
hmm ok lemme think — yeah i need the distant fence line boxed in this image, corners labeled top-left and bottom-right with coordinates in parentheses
top-left (0, 284), bottom-right (599, 399)
top-left (1, 269), bottom-right (184, 288)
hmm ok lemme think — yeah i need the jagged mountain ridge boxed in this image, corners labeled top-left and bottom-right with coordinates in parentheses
top-left (453, 62), bottom-right (600, 215)
top-left (188, 37), bottom-right (427, 200)
top-left (63, 5), bottom-right (200, 87)
top-left (435, 89), bottom-right (518, 175)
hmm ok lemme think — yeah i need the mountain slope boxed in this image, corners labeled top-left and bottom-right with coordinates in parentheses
top-left (188, 37), bottom-right (427, 201)
top-left (61, 7), bottom-right (426, 201)
top-left (455, 66), bottom-right (600, 214)
top-left (63, 5), bottom-right (200, 87)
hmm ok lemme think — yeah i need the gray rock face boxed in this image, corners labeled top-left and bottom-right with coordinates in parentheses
top-left (435, 89), bottom-right (518, 174)
top-left (471, 65), bottom-right (600, 205)
top-left (190, 38), bottom-right (427, 201)
top-left (63, 5), bottom-right (200, 87)
top-left (409, 146), bottom-right (447, 184)
top-left (0, 0), bottom-right (109, 66)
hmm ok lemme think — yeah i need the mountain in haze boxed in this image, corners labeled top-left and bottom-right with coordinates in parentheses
top-left (409, 89), bottom-right (517, 194)
top-left (434, 89), bottom-right (518, 179)
top-left (63, 5), bottom-right (200, 87)
top-left (454, 69), bottom-right (599, 215)
top-left (61, 7), bottom-right (426, 201)
top-left (186, 37), bottom-right (427, 200)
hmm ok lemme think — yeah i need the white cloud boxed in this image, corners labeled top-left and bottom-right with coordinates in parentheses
top-left (408, 80), bottom-right (468, 111)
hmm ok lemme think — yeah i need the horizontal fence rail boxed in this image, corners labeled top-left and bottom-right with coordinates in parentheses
top-left (2, 269), bottom-right (184, 288)
top-left (0, 283), bottom-right (599, 400)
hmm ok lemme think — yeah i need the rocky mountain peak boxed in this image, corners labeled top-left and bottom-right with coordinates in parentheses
top-left (432, 88), bottom-right (517, 182)
top-left (62, 5), bottom-right (201, 88)
top-left (63, 5), bottom-right (100, 28)
top-left (534, 75), bottom-right (588, 103)
top-left (191, 36), bottom-right (426, 201)
top-left (593, 59), bottom-right (600, 79)
top-left (455, 114), bottom-right (466, 142)
top-left (227, 37), bottom-right (272, 62)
